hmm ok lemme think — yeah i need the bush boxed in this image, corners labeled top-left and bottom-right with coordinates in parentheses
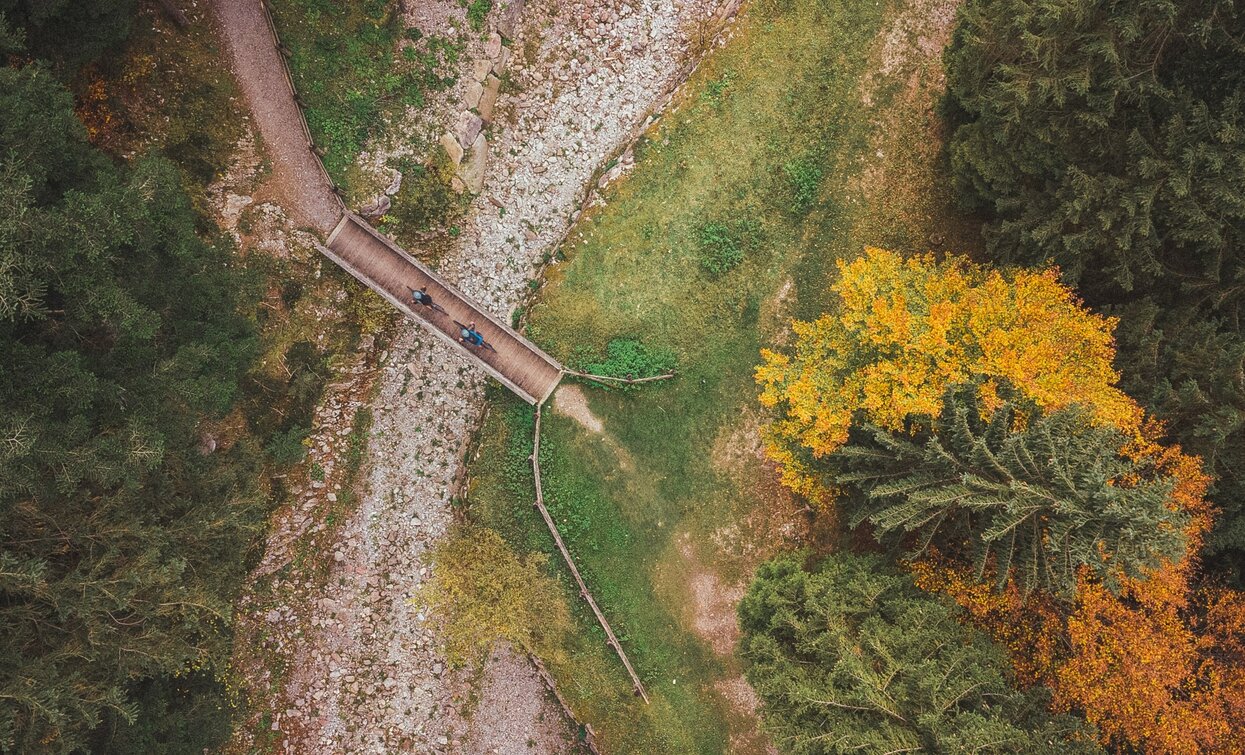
top-left (465, 0), bottom-right (492, 31)
top-left (701, 69), bottom-right (736, 109)
top-left (573, 338), bottom-right (677, 387)
top-left (696, 221), bottom-right (744, 274)
top-left (424, 525), bottom-right (571, 667)
top-left (783, 155), bottom-right (823, 213)
top-left (389, 152), bottom-right (467, 236)
top-left (265, 426), bottom-right (310, 465)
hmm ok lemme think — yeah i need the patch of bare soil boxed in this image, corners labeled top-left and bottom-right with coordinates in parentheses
top-left (759, 276), bottom-right (796, 345)
top-left (551, 384), bottom-right (603, 434)
top-left (679, 534), bottom-right (747, 658)
top-left (709, 408), bottom-right (807, 572)
top-left (666, 530), bottom-right (779, 755)
top-left (851, 0), bottom-right (970, 251)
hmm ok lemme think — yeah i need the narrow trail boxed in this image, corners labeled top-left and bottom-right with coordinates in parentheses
top-left (212, 0), bottom-right (340, 233)
top-left (219, 0), bottom-right (743, 752)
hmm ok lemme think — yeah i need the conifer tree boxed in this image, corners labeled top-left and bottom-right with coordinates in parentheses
top-left (739, 552), bottom-right (1102, 754)
top-left (1111, 300), bottom-right (1245, 580)
top-left (945, 0), bottom-right (1245, 310)
top-left (836, 387), bottom-right (1188, 595)
top-left (0, 59), bottom-right (261, 752)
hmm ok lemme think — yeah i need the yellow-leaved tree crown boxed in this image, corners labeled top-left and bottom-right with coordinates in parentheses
top-left (756, 248), bottom-right (1142, 503)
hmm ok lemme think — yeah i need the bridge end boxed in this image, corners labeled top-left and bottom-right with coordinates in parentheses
top-left (324, 212), bottom-right (351, 248)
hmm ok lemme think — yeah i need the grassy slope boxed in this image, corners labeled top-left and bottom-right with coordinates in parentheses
top-left (267, 0), bottom-right (460, 192)
top-left (466, 0), bottom-right (974, 750)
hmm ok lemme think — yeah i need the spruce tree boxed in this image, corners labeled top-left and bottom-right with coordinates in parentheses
top-left (0, 62), bottom-right (262, 752)
top-left (835, 388), bottom-right (1188, 595)
top-left (739, 552), bottom-right (1102, 754)
top-left (945, 0), bottom-right (1245, 310)
top-left (943, 0), bottom-right (1245, 584)
top-left (1111, 300), bottom-right (1245, 580)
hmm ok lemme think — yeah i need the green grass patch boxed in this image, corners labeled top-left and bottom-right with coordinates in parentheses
top-left (571, 338), bottom-right (677, 386)
top-left (783, 152), bottom-right (825, 215)
top-left (268, 0), bottom-right (461, 187)
top-left (464, 0), bottom-right (493, 31)
top-left (466, 0), bottom-right (974, 750)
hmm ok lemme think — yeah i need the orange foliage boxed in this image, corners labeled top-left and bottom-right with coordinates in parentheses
top-left (74, 68), bottom-right (120, 146)
top-left (756, 248), bottom-right (1141, 504)
top-left (916, 448), bottom-right (1245, 753)
top-left (760, 248), bottom-right (1245, 753)
top-left (1055, 448), bottom-right (1244, 754)
top-left (909, 556), bottom-right (1063, 686)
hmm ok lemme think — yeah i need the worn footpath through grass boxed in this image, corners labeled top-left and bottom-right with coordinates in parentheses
top-left (463, 0), bottom-right (974, 751)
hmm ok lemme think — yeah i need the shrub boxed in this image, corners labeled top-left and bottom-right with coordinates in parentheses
top-left (701, 69), bottom-right (736, 109)
top-left (574, 338), bottom-right (677, 387)
top-left (424, 525), bottom-right (571, 667)
top-left (465, 0), bottom-right (492, 31)
top-left (389, 152), bottom-right (466, 236)
top-left (782, 155), bottom-right (823, 213)
top-left (265, 426), bottom-right (310, 465)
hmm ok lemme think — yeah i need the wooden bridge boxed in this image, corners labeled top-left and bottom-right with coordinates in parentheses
top-left (319, 213), bottom-right (564, 405)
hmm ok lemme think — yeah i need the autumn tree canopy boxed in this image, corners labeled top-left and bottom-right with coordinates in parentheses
top-left (756, 248), bottom-right (1140, 504)
top-left (755, 247), bottom-right (1245, 752)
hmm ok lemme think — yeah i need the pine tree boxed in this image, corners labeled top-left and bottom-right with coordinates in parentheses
top-left (835, 387), bottom-right (1188, 595)
top-left (0, 61), bottom-right (262, 752)
top-left (943, 0), bottom-right (1245, 584)
top-left (739, 551), bottom-right (1102, 754)
top-left (945, 0), bottom-right (1245, 311)
top-left (1111, 299), bottom-right (1245, 580)
top-left (0, 1), bottom-right (136, 72)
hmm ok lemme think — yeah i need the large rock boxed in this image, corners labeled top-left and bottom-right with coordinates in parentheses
top-left (484, 32), bottom-right (502, 59)
top-left (478, 75), bottom-right (501, 122)
top-left (471, 58), bottom-right (492, 82)
top-left (384, 170), bottom-right (403, 196)
top-left (439, 131), bottom-right (464, 167)
top-left (454, 111), bottom-right (483, 149)
top-left (360, 195), bottom-right (391, 218)
top-left (496, 0), bottom-right (525, 39)
top-left (464, 79), bottom-right (484, 109)
top-left (457, 133), bottom-right (488, 194)
top-left (493, 47), bottom-right (510, 76)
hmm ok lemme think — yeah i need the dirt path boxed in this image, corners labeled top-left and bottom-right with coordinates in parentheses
top-left (212, 0), bottom-right (341, 234)
top-left (221, 1), bottom-right (741, 752)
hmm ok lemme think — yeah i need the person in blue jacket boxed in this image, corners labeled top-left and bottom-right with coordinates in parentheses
top-left (459, 321), bottom-right (485, 347)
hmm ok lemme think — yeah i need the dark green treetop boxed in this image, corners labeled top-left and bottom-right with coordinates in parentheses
top-left (739, 551), bottom-right (1102, 754)
top-left (834, 387), bottom-right (1188, 596)
top-left (0, 61), bottom-right (261, 752)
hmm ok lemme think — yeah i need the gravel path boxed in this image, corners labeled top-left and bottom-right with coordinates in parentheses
top-left (222, 0), bottom-right (741, 752)
top-left (212, 0), bottom-right (342, 234)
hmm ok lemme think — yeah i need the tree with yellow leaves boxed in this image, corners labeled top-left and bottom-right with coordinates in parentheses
top-left (756, 248), bottom-right (1140, 504)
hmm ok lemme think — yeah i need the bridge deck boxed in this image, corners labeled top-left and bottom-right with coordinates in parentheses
top-left (321, 213), bottom-right (564, 405)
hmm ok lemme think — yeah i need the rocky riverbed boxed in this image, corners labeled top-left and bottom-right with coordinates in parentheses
top-left (223, 0), bottom-right (741, 751)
